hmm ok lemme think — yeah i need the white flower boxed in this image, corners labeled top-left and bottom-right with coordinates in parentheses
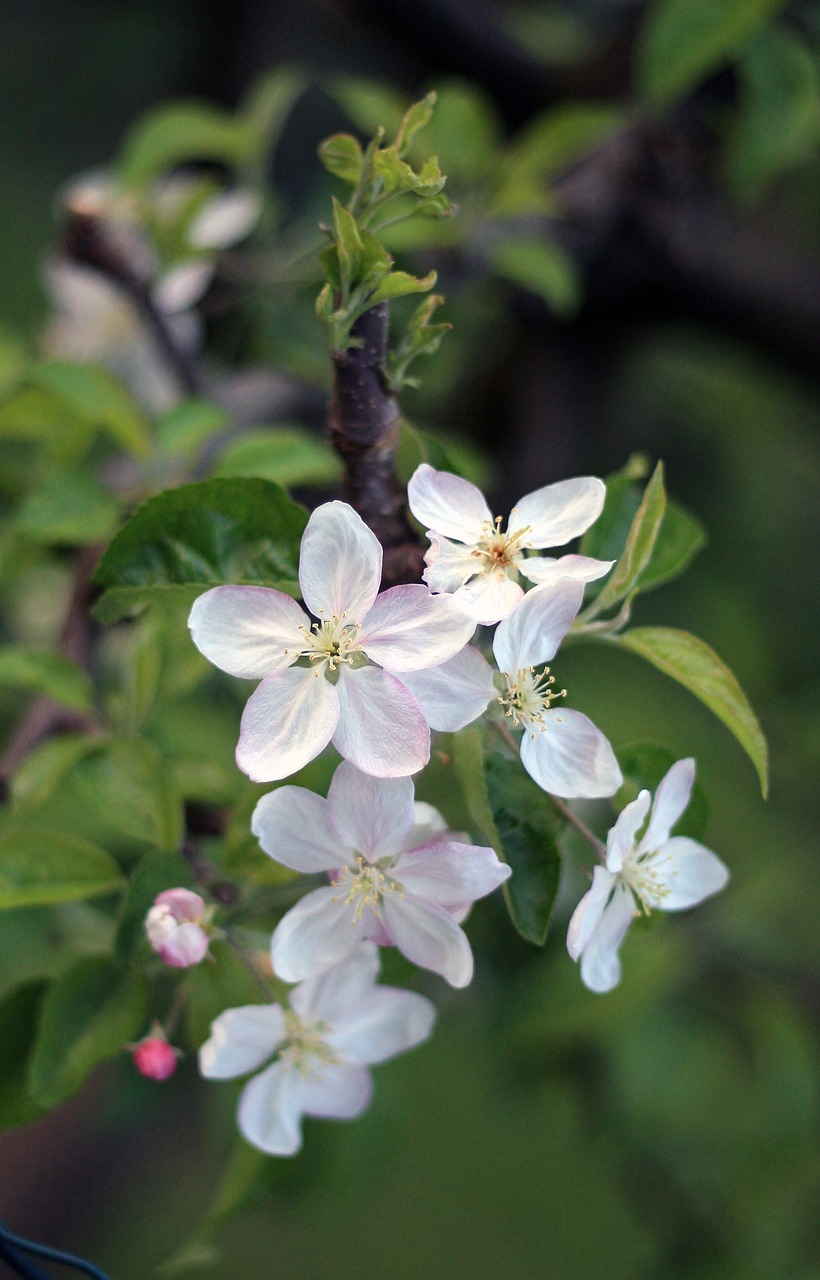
top-left (493, 579), bottom-right (622, 798)
top-left (189, 501), bottom-right (476, 782)
top-left (254, 761), bottom-right (511, 989)
top-left (199, 943), bottom-right (435, 1156)
top-left (567, 758), bottom-right (730, 992)
top-left (407, 463), bottom-right (613, 624)
top-left (145, 888), bottom-right (210, 968)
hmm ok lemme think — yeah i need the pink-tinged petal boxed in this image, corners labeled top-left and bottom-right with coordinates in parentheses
top-left (158, 922), bottom-right (209, 968)
top-left (513, 476), bottom-right (605, 549)
top-left (237, 1060), bottom-right (304, 1155)
top-left (407, 463), bottom-right (492, 543)
top-left (251, 787), bottom-right (343, 873)
top-left (493, 579), bottom-right (583, 674)
top-left (236, 668), bottom-right (339, 783)
top-left (567, 866), bottom-right (616, 960)
top-left (199, 1004), bottom-right (286, 1080)
top-left (393, 841), bottom-right (510, 907)
top-left (153, 888), bottom-right (206, 922)
top-left (327, 762), bottom-right (415, 860)
top-left (453, 571), bottom-right (523, 626)
top-left (383, 895), bottom-right (473, 987)
top-left (639, 758), bottom-right (696, 854)
top-left (398, 646), bottom-right (495, 732)
top-left (423, 534), bottom-right (480, 593)
top-left (189, 586), bottom-right (305, 678)
top-left (578, 882), bottom-right (634, 994)
top-left (655, 837), bottom-right (729, 911)
top-left (295, 1062), bottom-right (373, 1119)
top-left (333, 666), bottom-right (429, 777)
top-left (359, 585), bottom-right (476, 672)
top-left (411, 802), bottom-right (449, 845)
top-left (329, 988), bottom-right (436, 1064)
top-left (520, 708), bottom-right (622, 799)
top-left (520, 554), bottom-right (614, 587)
top-left (291, 942), bottom-right (380, 1024)
top-left (606, 791), bottom-right (651, 873)
top-left (270, 886), bottom-right (367, 982)
top-left (298, 501), bottom-right (382, 621)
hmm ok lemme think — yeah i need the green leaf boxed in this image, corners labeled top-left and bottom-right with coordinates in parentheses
top-left (484, 753), bottom-right (564, 945)
top-left (0, 646), bottom-right (94, 713)
top-left (25, 362), bottom-right (151, 458)
top-left (394, 92), bottom-right (437, 155)
top-left (493, 104), bottom-right (623, 216)
top-left (330, 78), bottom-right (406, 140)
top-left (0, 981), bottom-right (49, 1128)
top-left (368, 269), bottom-right (437, 306)
top-left (185, 940), bottom-right (270, 1049)
top-left (0, 829), bottom-right (123, 908)
top-left (93, 478), bottom-right (308, 604)
top-left (115, 850), bottom-right (194, 959)
top-left (593, 461), bottom-right (667, 612)
top-left (452, 728), bottom-right (500, 847)
top-left (15, 470), bottom-right (120, 544)
top-left (119, 101), bottom-right (256, 187)
top-left (240, 67), bottom-right (305, 154)
top-left (613, 627), bottom-right (768, 796)
top-left (638, 500), bottom-right (707, 593)
top-left (318, 133), bottom-right (364, 185)
top-left (487, 237), bottom-right (581, 317)
top-left (28, 956), bottom-right (149, 1106)
top-left (9, 735), bottom-right (98, 812)
top-left (421, 79), bottom-right (502, 183)
top-left (331, 197), bottom-right (364, 292)
top-left (156, 399), bottom-right (229, 460)
top-left (636, 0), bottom-right (790, 107)
top-left (724, 28), bottom-right (820, 202)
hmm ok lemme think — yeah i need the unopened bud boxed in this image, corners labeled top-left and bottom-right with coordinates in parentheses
top-left (132, 1036), bottom-right (179, 1082)
top-left (145, 888), bottom-right (210, 968)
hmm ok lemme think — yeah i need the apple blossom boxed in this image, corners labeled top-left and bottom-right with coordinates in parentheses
top-left (189, 501), bottom-right (476, 781)
top-left (253, 761), bottom-right (510, 988)
top-left (407, 462), bottom-right (613, 624)
top-left (567, 758), bottom-right (729, 992)
top-left (199, 943), bottom-right (435, 1156)
top-left (145, 888), bottom-right (210, 968)
top-left (132, 1034), bottom-right (179, 1081)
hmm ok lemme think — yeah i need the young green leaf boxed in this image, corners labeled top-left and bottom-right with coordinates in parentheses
top-left (487, 237), bottom-right (581, 317)
top-left (0, 646), bottom-right (94, 713)
top-left (593, 461), bottom-right (666, 612)
top-left (26, 362), bottom-right (152, 458)
top-left (613, 626), bottom-right (769, 796)
top-left (318, 133), bottom-right (364, 185)
top-left (215, 427), bottom-right (342, 488)
top-left (394, 92), bottom-right (437, 155)
top-left (28, 956), bottom-right (149, 1106)
top-left (367, 269), bottom-right (437, 306)
top-left (156, 399), bottom-right (230, 460)
top-left (119, 101), bottom-right (256, 187)
top-left (0, 830), bottom-right (124, 909)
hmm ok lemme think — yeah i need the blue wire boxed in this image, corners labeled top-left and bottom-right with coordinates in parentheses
top-left (0, 1235), bottom-right (53, 1280)
top-left (0, 1224), bottom-right (114, 1280)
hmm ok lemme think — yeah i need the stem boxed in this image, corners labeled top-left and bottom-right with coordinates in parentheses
top-left (327, 303), bottom-right (424, 587)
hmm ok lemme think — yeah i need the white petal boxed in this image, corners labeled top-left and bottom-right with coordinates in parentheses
top-left (578, 882), bottom-right (634, 994)
top-left (188, 190), bottom-right (261, 249)
top-left (152, 260), bottom-right (214, 313)
top-left (520, 554), bottom-right (613, 587)
top-left (520, 708), bottom-right (622, 799)
top-left (295, 1061), bottom-right (373, 1119)
top-left (411, 802), bottom-right (449, 845)
top-left (383, 895), bottom-right (473, 987)
top-left (199, 1003), bottom-right (286, 1079)
top-left (270, 886), bottom-right (369, 982)
top-left (251, 787), bottom-right (343, 873)
top-left (567, 866), bottom-right (616, 960)
top-left (327, 762), bottom-right (415, 860)
top-left (291, 942), bottom-right (380, 1024)
top-left (236, 669), bottom-right (339, 782)
top-left (639, 758), bottom-right (696, 853)
top-left (397, 645), bottom-right (495, 732)
top-left (452, 571), bottom-right (524, 625)
top-left (329, 988), bottom-right (436, 1064)
top-left (333, 666), bottom-right (429, 777)
top-left (606, 790), bottom-right (651, 873)
top-left (393, 841), bottom-right (510, 906)
top-left (237, 1060), bottom-right (304, 1156)
top-left (492, 579), bottom-right (583, 674)
top-left (513, 476), bottom-right (605, 549)
top-left (656, 837), bottom-right (729, 911)
top-left (189, 586), bottom-right (305, 679)
top-left (359, 585), bottom-right (476, 672)
top-left (423, 534), bottom-right (480, 593)
top-left (407, 464), bottom-right (492, 543)
top-left (298, 502), bottom-right (382, 621)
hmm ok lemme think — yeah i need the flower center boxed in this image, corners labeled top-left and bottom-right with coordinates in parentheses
top-left (332, 854), bottom-right (404, 924)
top-left (498, 666), bottom-right (566, 731)
top-left (620, 848), bottom-right (673, 915)
top-left (293, 612), bottom-right (363, 675)
top-left (280, 1011), bottom-right (339, 1076)
top-left (474, 517), bottom-right (532, 576)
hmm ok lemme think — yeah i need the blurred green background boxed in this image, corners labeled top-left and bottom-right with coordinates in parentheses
top-left (0, 2), bottom-right (818, 1278)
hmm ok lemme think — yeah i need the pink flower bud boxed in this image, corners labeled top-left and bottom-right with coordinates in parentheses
top-left (145, 888), bottom-right (209, 968)
top-left (132, 1036), bottom-right (178, 1082)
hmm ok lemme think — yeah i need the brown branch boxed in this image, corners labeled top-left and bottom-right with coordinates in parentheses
top-left (327, 303), bottom-right (424, 587)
